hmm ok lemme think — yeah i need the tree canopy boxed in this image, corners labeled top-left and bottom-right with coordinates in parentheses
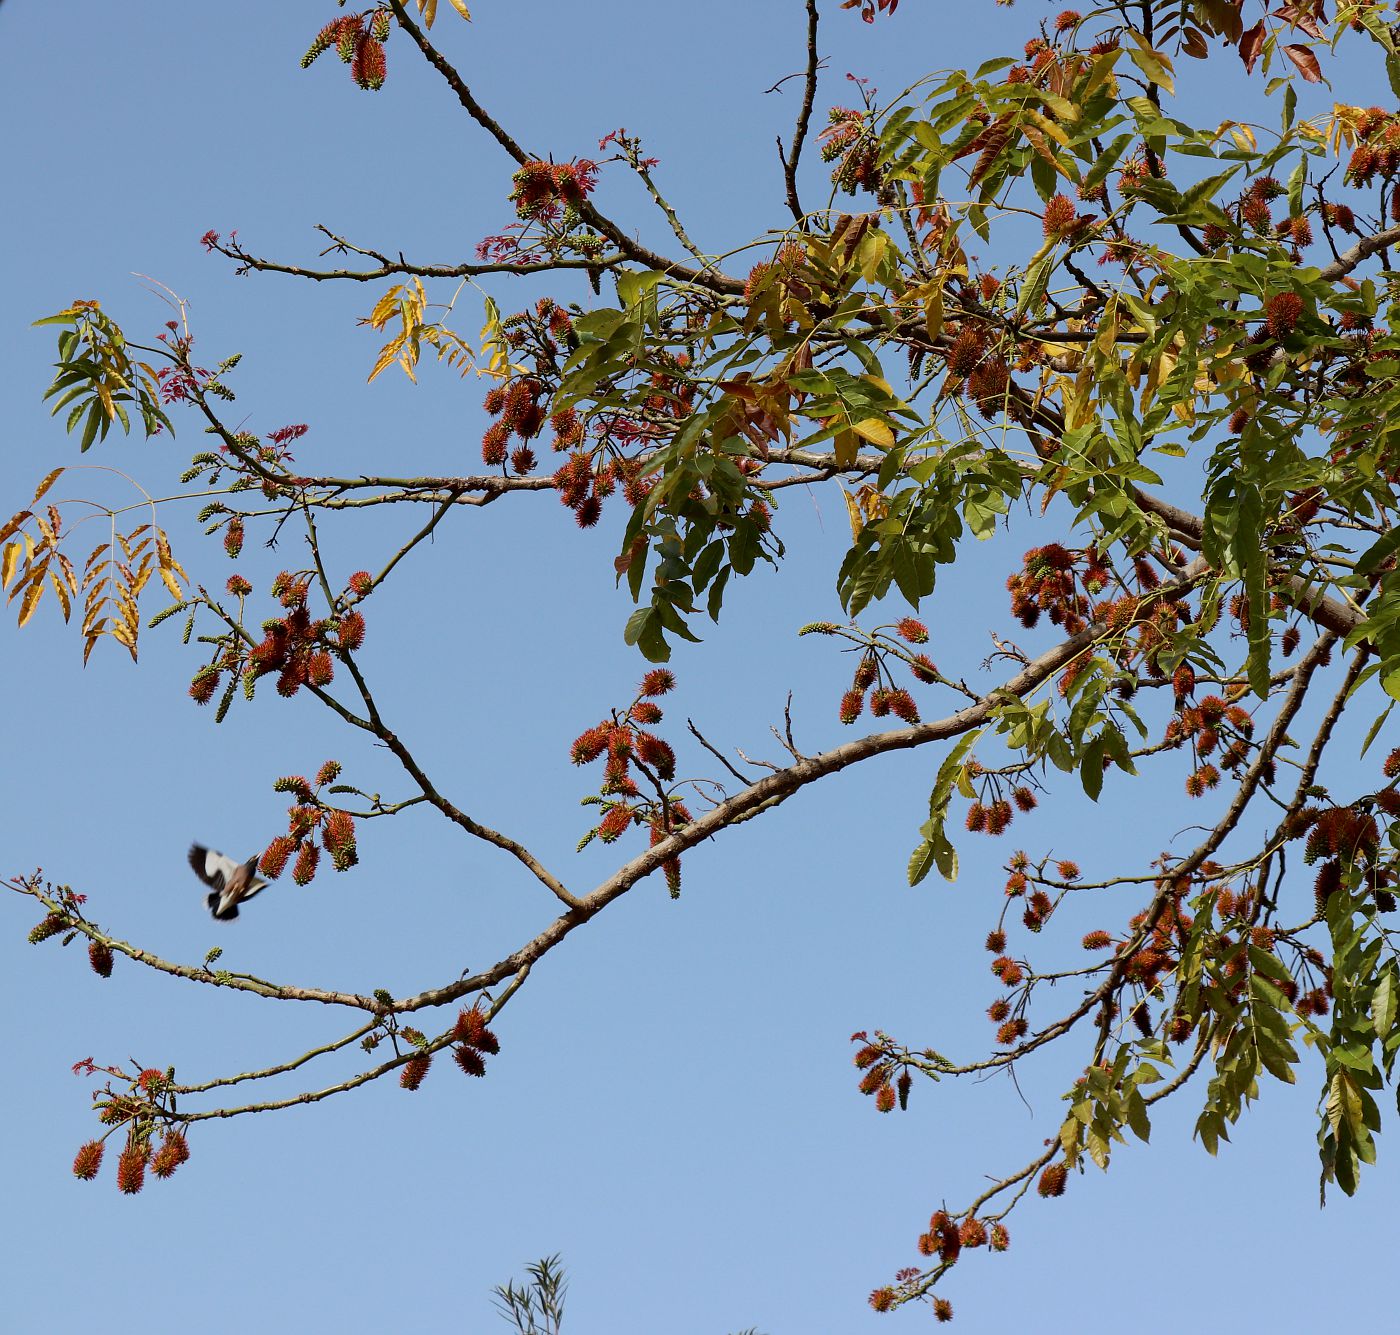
top-left (8, 0), bottom-right (1400, 1324)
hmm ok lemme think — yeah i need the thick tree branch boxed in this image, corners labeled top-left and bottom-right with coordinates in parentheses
top-left (781, 0), bottom-right (822, 226)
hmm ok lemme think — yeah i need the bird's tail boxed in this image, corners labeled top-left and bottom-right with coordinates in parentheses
top-left (208, 892), bottom-right (240, 921)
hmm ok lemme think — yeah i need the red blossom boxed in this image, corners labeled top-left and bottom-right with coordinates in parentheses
top-left (116, 1146), bottom-right (146, 1195)
top-left (72, 1141), bottom-right (105, 1180)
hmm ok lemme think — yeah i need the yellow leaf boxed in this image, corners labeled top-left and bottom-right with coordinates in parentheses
top-left (1125, 34), bottom-right (1175, 95)
top-left (365, 284), bottom-right (404, 331)
top-left (1023, 108), bottom-right (1071, 149)
top-left (17, 573), bottom-right (45, 627)
top-left (1, 541), bottom-right (20, 589)
top-left (50, 570), bottom-right (71, 622)
top-left (1078, 47), bottom-right (1122, 103)
top-left (1225, 122), bottom-right (1257, 151)
top-left (833, 429), bottom-right (859, 468)
top-left (842, 487), bottom-right (867, 543)
top-left (0, 509), bottom-right (29, 548)
top-left (419, 0), bottom-right (438, 27)
top-left (32, 468), bottom-right (64, 505)
top-left (851, 418), bottom-right (894, 448)
top-left (156, 530), bottom-right (183, 599)
top-left (857, 230), bottom-right (889, 283)
top-left (369, 334), bottom-right (407, 383)
top-left (448, 0), bottom-right (471, 16)
top-left (923, 285), bottom-right (944, 342)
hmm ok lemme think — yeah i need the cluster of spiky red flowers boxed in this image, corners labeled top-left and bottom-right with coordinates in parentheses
top-left (743, 240), bottom-right (808, 304)
top-left (479, 298), bottom-right (582, 474)
top-left (1344, 107), bottom-right (1400, 188)
top-left (450, 1005), bottom-right (501, 1079)
top-left (89, 940), bottom-right (114, 977)
top-left (572, 670), bottom-right (689, 896)
top-left (398, 1006), bottom-right (500, 1090)
top-left (301, 10), bottom-right (390, 90)
top-left (965, 780), bottom-right (1038, 838)
top-left (94, 1129), bottom-right (191, 1195)
top-left (191, 569), bottom-right (368, 712)
top-left (914, 1209), bottom-right (1009, 1266)
top-left (1042, 192), bottom-right (1094, 241)
top-left (1037, 1162), bottom-right (1069, 1198)
top-left (940, 323), bottom-right (1012, 418)
top-left (481, 377), bottom-right (547, 472)
top-left (260, 760), bottom-right (358, 886)
top-left (1006, 543), bottom-right (1111, 635)
top-left (850, 1032), bottom-right (914, 1114)
top-left (820, 108), bottom-right (880, 193)
top-left (1291, 799), bottom-right (1391, 916)
top-left (801, 618), bottom-right (938, 727)
top-left (76, 1064), bottom-right (190, 1194)
top-left (1162, 679), bottom-right (1257, 794)
top-left (509, 159), bottom-right (599, 223)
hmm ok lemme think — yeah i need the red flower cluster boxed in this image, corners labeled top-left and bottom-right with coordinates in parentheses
top-left (509, 158), bottom-right (599, 222)
top-left (451, 1006), bottom-right (500, 1079)
top-left (1265, 291), bottom-right (1304, 338)
top-left (1006, 542), bottom-right (1111, 634)
top-left (1037, 1162), bottom-right (1068, 1197)
top-left (571, 671), bottom-right (691, 895)
top-left (1042, 192), bottom-right (1093, 240)
top-left (400, 1053), bottom-right (432, 1091)
top-left (72, 1141), bottom-right (105, 1180)
top-left (192, 570), bottom-right (366, 711)
top-left (260, 762), bottom-right (359, 886)
top-left (301, 11), bottom-right (389, 90)
top-left (88, 940), bottom-right (114, 978)
top-left (820, 108), bottom-right (880, 193)
top-left (1344, 107), bottom-right (1400, 186)
top-left (254, 577), bottom-right (335, 696)
top-left (1162, 691), bottom-right (1256, 789)
top-left (851, 1034), bottom-right (913, 1115)
top-left (151, 1131), bottom-right (190, 1180)
top-left (743, 240), bottom-right (808, 303)
top-left (827, 620), bottom-right (942, 727)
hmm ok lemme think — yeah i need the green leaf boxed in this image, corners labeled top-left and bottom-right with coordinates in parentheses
top-left (1125, 1087), bottom-right (1151, 1142)
top-left (1356, 527), bottom-right (1400, 577)
top-left (908, 840), bottom-right (938, 887)
top-left (79, 400), bottom-right (102, 452)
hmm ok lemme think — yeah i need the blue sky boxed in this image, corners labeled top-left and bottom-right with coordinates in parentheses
top-left (2, 3), bottom-right (1396, 1332)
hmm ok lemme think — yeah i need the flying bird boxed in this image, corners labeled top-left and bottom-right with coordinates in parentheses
top-left (188, 844), bottom-right (268, 921)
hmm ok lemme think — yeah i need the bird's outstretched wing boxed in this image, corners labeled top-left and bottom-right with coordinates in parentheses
top-left (189, 844), bottom-right (240, 891)
top-left (189, 845), bottom-right (269, 920)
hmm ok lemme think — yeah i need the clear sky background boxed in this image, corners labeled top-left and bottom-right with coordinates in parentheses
top-left (2, 3), bottom-right (1396, 1332)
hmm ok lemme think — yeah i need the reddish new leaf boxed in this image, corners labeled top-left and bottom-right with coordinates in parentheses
top-left (1281, 43), bottom-right (1323, 82)
top-left (1238, 20), bottom-right (1265, 74)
